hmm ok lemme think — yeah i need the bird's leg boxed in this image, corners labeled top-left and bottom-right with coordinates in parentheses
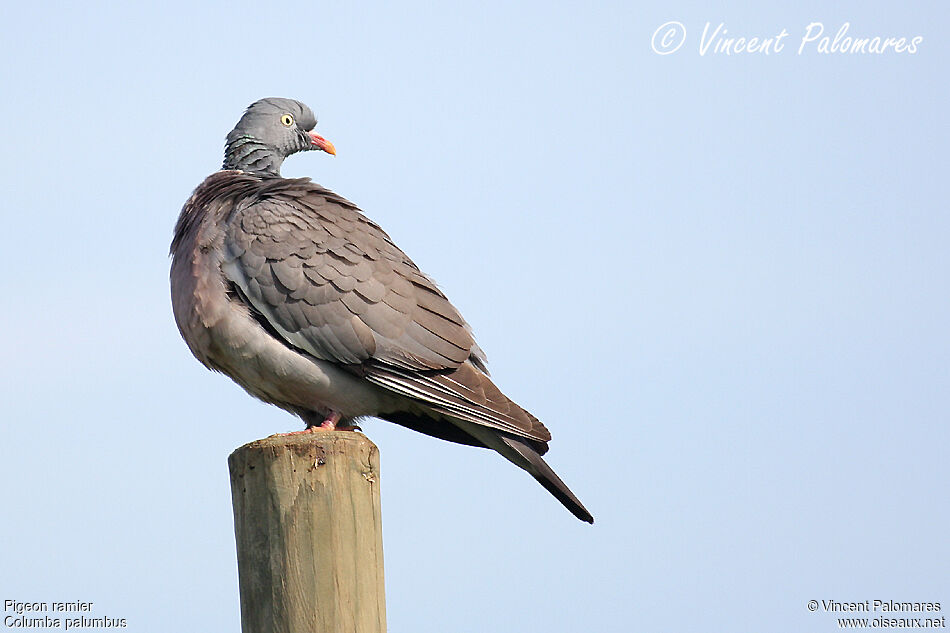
top-left (277, 411), bottom-right (362, 436)
top-left (318, 411), bottom-right (362, 432)
top-left (317, 411), bottom-right (343, 429)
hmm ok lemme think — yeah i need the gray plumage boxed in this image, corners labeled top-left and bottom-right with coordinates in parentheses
top-left (170, 97), bottom-right (593, 523)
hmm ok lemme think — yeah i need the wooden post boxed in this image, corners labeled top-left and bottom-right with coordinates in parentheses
top-left (228, 431), bottom-right (386, 633)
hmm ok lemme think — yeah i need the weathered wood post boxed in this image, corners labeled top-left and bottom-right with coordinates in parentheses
top-left (228, 431), bottom-right (386, 633)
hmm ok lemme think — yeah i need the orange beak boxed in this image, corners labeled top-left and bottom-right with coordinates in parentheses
top-left (308, 131), bottom-right (336, 155)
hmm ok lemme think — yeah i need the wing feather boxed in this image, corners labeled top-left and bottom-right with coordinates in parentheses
top-left (364, 361), bottom-right (551, 446)
top-left (185, 171), bottom-right (536, 446)
top-left (222, 180), bottom-right (476, 372)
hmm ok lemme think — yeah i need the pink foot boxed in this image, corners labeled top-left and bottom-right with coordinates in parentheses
top-left (318, 411), bottom-right (343, 429)
top-left (277, 411), bottom-right (362, 435)
top-left (317, 411), bottom-right (363, 431)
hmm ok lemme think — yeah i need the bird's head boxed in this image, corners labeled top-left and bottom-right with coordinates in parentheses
top-left (223, 97), bottom-right (335, 175)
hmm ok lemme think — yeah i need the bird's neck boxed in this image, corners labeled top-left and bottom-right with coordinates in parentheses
top-left (223, 135), bottom-right (284, 175)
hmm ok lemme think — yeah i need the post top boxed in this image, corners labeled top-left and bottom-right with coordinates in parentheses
top-left (228, 430), bottom-right (380, 472)
top-left (234, 430), bottom-right (377, 451)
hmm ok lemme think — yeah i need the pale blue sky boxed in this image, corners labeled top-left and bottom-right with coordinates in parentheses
top-left (1, 2), bottom-right (947, 632)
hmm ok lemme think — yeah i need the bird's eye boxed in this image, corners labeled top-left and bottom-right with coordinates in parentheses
top-left (280, 114), bottom-right (295, 127)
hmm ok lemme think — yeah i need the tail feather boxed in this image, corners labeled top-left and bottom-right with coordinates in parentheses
top-left (456, 420), bottom-right (594, 523)
top-left (499, 435), bottom-right (594, 524)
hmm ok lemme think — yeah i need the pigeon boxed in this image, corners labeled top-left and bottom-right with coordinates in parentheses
top-left (170, 98), bottom-right (593, 523)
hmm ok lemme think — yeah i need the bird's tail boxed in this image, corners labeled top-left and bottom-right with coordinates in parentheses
top-left (498, 435), bottom-right (594, 524)
top-left (456, 421), bottom-right (594, 523)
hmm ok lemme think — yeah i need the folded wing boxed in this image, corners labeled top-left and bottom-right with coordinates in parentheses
top-left (221, 177), bottom-right (550, 445)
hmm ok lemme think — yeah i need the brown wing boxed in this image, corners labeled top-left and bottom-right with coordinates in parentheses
top-left (222, 178), bottom-right (477, 371)
top-left (366, 361), bottom-right (552, 446)
top-left (221, 176), bottom-right (548, 444)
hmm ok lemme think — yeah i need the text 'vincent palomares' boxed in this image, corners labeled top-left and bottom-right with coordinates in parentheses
top-left (819, 600), bottom-right (941, 613)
